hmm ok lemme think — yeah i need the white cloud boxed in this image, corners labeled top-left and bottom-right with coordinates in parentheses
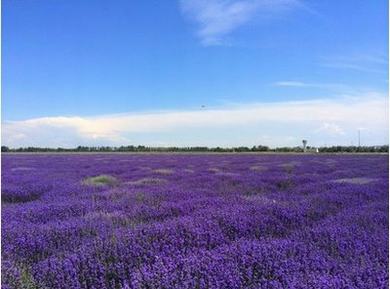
top-left (321, 53), bottom-right (388, 73)
top-left (273, 81), bottom-right (309, 87)
top-left (316, 122), bottom-right (345, 136)
top-left (2, 92), bottom-right (388, 148)
top-left (272, 81), bottom-right (363, 94)
top-left (180, 0), bottom-right (301, 46)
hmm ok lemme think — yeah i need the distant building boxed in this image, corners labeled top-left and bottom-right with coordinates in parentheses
top-left (301, 140), bottom-right (319, 153)
top-left (302, 140), bottom-right (308, 152)
top-left (305, 147), bottom-right (319, 153)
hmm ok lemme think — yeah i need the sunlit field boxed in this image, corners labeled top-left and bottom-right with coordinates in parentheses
top-left (2, 154), bottom-right (388, 289)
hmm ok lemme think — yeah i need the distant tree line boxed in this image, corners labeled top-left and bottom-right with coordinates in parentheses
top-left (317, 145), bottom-right (388, 153)
top-left (1, 145), bottom-right (388, 153)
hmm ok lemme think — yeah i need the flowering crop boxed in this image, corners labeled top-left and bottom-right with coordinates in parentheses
top-left (2, 153), bottom-right (388, 288)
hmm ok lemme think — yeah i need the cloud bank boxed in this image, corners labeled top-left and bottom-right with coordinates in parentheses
top-left (3, 93), bottom-right (388, 148)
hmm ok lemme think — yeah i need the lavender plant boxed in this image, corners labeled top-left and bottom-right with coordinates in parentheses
top-left (2, 154), bottom-right (388, 288)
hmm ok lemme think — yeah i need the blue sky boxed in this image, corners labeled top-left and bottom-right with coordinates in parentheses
top-left (2, 0), bottom-right (389, 147)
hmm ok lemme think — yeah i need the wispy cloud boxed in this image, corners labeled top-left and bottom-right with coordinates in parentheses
top-left (273, 81), bottom-right (310, 87)
top-left (272, 81), bottom-right (363, 94)
top-left (180, 0), bottom-right (302, 46)
top-left (321, 53), bottom-right (388, 73)
top-left (3, 92), bottom-right (388, 148)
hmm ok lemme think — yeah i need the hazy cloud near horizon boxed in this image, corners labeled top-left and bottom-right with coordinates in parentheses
top-left (3, 93), bottom-right (388, 148)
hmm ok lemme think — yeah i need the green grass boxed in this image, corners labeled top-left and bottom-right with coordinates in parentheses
top-left (153, 168), bottom-right (174, 175)
top-left (333, 177), bottom-right (376, 184)
top-left (127, 178), bottom-right (167, 185)
top-left (83, 175), bottom-right (118, 186)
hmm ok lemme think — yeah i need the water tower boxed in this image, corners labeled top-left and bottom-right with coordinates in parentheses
top-left (302, 140), bottom-right (307, 152)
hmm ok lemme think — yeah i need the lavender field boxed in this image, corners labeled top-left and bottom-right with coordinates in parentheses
top-left (2, 153), bottom-right (388, 289)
